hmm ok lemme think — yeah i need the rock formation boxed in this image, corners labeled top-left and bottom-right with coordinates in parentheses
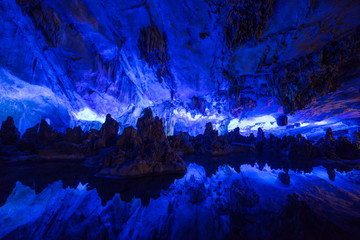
top-left (0, 117), bottom-right (20, 145)
top-left (97, 108), bottom-right (186, 178)
top-left (276, 115), bottom-right (288, 126)
top-left (278, 172), bottom-right (290, 185)
top-left (96, 114), bottom-right (119, 148)
top-left (1, 113), bottom-right (359, 176)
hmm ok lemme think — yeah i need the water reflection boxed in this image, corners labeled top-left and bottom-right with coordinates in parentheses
top-left (0, 154), bottom-right (359, 207)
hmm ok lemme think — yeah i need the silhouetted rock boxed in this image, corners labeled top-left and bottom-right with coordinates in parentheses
top-left (0, 117), bottom-right (20, 145)
top-left (333, 135), bottom-right (360, 160)
top-left (136, 108), bottom-right (165, 144)
top-left (256, 128), bottom-right (265, 141)
top-left (278, 172), bottom-right (290, 185)
top-left (117, 126), bottom-right (142, 152)
top-left (276, 115), bottom-right (288, 126)
top-left (325, 128), bottom-right (335, 142)
top-left (256, 128), bottom-right (265, 151)
top-left (288, 135), bottom-right (321, 160)
top-left (327, 168), bottom-right (336, 181)
top-left (38, 120), bottom-right (61, 145)
top-left (187, 122), bottom-right (232, 155)
top-left (96, 114), bottom-right (119, 148)
top-left (168, 132), bottom-right (195, 155)
top-left (21, 124), bottom-right (39, 142)
top-left (80, 129), bottom-right (100, 156)
top-left (316, 128), bottom-right (360, 160)
top-left (354, 131), bottom-right (360, 143)
top-left (65, 126), bottom-right (83, 144)
top-left (98, 108), bottom-right (186, 178)
top-left (204, 122), bottom-right (214, 136)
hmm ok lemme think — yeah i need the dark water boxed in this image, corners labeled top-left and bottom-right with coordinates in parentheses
top-left (1, 153), bottom-right (359, 207)
top-left (185, 151), bottom-right (360, 176)
top-left (0, 159), bottom-right (183, 206)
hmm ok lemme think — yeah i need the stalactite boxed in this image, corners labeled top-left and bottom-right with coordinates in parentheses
top-left (223, 0), bottom-right (275, 51)
top-left (138, 23), bottom-right (170, 83)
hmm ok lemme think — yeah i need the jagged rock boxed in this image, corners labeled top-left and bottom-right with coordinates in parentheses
top-left (316, 128), bottom-right (360, 160)
top-left (117, 126), bottom-right (142, 152)
top-left (204, 122), bottom-right (218, 143)
top-left (22, 124), bottom-right (39, 143)
top-left (325, 128), bottom-right (335, 142)
top-left (0, 117), bottom-right (20, 145)
top-left (263, 133), bottom-right (282, 152)
top-left (83, 129), bottom-right (100, 142)
top-left (204, 122), bottom-right (213, 136)
top-left (288, 136), bottom-right (321, 161)
top-left (47, 141), bottom-right (83, 159)
top-left (228, 127), bottom-right (255, 144)
top-left (276, 115), bottom-right (288, 126)
top-left (96, 114), bottom-right (119, 148)
top-left (38, 120), bottom-right (61, 145)
top-left (255, 128), bottom-right (265, 151)
top-left (98, 109), bottom-right (186, 178)
top-left (333, 135), bottom-right (360, 160)
top-left (278, 172), bottom-right (290, 185)
top-left (248, 133), bottom-right (256, 142)
top-left (168, 132), bottom-right (195, 155)
top-left (17, 124), bottom-right (39, 153)
top-left (136, 108), bottom-right (165, 144)
top-left (192, 122), bottom-right (231, 155)
top-left (327, 168), bottom-right (336, 181)
top-left (256, 128), bottom-right (265, 141)
top-left (354, 131), bottom-right (360, 143)
top-left (64, 126), bottom-right (83, 144)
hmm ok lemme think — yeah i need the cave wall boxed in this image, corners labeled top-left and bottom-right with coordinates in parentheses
top-left (0, 0), bottom-right (359, 135)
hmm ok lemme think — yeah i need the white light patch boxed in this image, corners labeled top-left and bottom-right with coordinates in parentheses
top-left (314, 120), bottom-right (329, 125)
top-left (228, 115), bottom-right (277, 131)
top-left (73, 108), bottom-right (106, 123)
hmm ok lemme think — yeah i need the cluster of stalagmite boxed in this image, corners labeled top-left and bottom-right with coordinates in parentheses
top-left (1, 108), bottom-right (360, 178)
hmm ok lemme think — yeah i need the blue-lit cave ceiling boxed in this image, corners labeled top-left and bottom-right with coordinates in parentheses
top-left (0, 0), bottom-right (360, 137)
